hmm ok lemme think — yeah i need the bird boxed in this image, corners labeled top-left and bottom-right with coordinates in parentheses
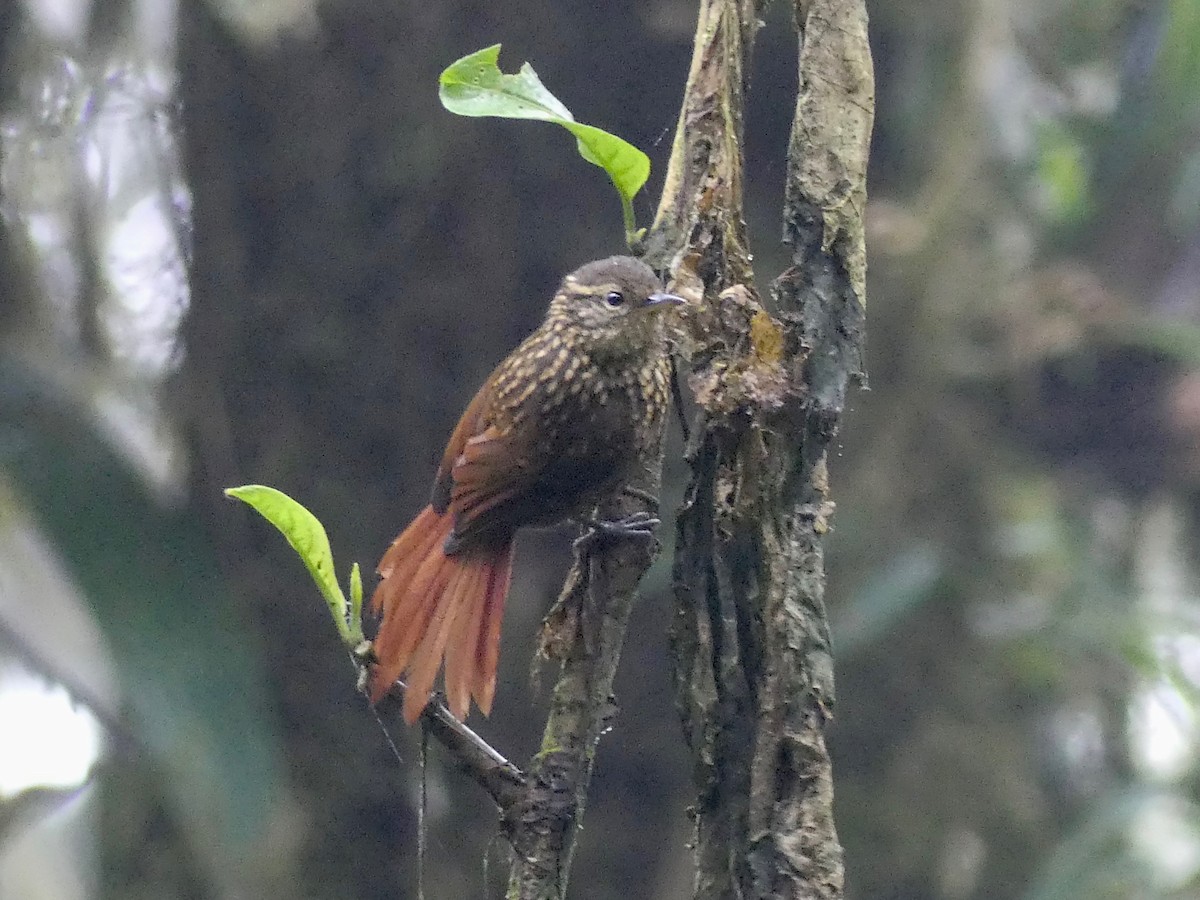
top-left (368, 256), bottom-right (685, 723)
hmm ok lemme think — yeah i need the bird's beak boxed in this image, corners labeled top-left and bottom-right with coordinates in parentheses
top-left (644, 291), bottom-right (687, 308)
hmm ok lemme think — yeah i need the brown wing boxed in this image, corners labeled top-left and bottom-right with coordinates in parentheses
top-left (430, 378), bottom-right (535, 548)
top-left (432, 380), bottom-right (490, 513)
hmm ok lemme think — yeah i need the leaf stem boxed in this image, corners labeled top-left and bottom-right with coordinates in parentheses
top-left (621, 194), bottom-right (638, 249)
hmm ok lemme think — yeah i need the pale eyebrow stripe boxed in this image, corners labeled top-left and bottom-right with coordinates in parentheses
top-left (597, 283), bottom-right (620, 293)
top-left (569, 281), bottom-right (620, 295)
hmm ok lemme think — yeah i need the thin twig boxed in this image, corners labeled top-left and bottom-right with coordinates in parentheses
top-left (371, 677), bottom-right (527, 810)
top-left (418, 721), bottom-right (428, 900)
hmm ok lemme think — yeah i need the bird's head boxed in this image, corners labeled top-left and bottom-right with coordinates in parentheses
top-left (546, 256), bottom-right (685, 357)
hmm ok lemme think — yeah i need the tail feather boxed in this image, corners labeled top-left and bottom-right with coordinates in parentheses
top-left (369, 504), bottom-right (514, 723)
top-left (402, 563), bottom-right (470, 723)
top-left (370, 508), bottom-right (446, 679)
top-left (386, 528), bottom-right (443, 594)
top-left (443, 562), bottom-right (485, 719)
top-left (391, 526), bottom-right (458, 655)
top-left (375, 507), bottom-right (441, 588)
top-left (473, 544), bottom-right (514, 715)
top-left (387, 553), bottom-right (455, 680)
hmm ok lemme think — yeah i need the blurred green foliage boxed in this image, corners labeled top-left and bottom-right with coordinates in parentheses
top-left (0, 362), bottom-right (287, 891)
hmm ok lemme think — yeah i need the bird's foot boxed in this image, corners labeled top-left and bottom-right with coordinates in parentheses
top-left (574, 510), bottom-right (661, 554)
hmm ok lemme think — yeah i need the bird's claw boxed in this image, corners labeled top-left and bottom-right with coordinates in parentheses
top-left (574, 511), bottom-right (661, 553)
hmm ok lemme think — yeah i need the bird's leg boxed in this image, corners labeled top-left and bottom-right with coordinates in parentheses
top-left (541, 490), bottom-right (662, 660)
top-left (559, 512), bottom-right (655, 661)
top-left (573, 514), bottom-right (660, 557)
top-left (573, 511), bottom-right (661, 552)
top-left (573, 486), bottom-right (662, 554)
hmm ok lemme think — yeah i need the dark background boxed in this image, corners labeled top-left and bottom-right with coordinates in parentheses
top-left (2, 0), bottom-right (1200, 898)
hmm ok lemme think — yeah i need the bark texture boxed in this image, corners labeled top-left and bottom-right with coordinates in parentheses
top-left (179, 0), bottom-right (870, 895)
top-left (650, 0), bottom-right (874, 897)
top-left (504, 444), bottom-right (665, 898)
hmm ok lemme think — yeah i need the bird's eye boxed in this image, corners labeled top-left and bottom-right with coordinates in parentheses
top-left (604, 291), bottom-right (625, 307)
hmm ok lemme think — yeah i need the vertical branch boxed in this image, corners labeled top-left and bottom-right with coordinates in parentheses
top-left (653, 0), bottom-right (873, 898)
top-left (504, 3), bottom-right (767, 897)
top-left (644, 0), bottom-right (759, 284)
top-left (641, 2), bottom-right (763, 897)
top-left (499, 0), bottom-right (871, 896)
top-left (503, 354), bottom-right (668, 898)
top-left (504, 445), bottom-right (664, 900)
top-left (753, 5), bottom-right (872, 893)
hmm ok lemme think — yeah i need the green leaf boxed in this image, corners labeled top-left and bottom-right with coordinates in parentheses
top-left (439, 44), bottom-right (650, 242)
top-left (349, 561), bottom-right (363, 629)
top-left (1035, 124), bottom-right (1091, 224)
top-left (224, 485), bottom-right (363, 646)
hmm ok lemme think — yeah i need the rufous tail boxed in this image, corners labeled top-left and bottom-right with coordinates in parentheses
top-left (369, 505), bottom-right (514, 723)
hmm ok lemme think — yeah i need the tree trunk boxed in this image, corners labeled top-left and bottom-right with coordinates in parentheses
top-left (649, 0), bottom-right (873, 896)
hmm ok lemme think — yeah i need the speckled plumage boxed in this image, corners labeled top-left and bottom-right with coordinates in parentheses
top-left (370, 256), bottom-right (681, 722)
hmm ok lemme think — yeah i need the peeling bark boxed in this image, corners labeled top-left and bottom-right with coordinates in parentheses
top-left (649, 0), bottom-right (874, 897)
top-left (372, 1), bottom-right (872, 897)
